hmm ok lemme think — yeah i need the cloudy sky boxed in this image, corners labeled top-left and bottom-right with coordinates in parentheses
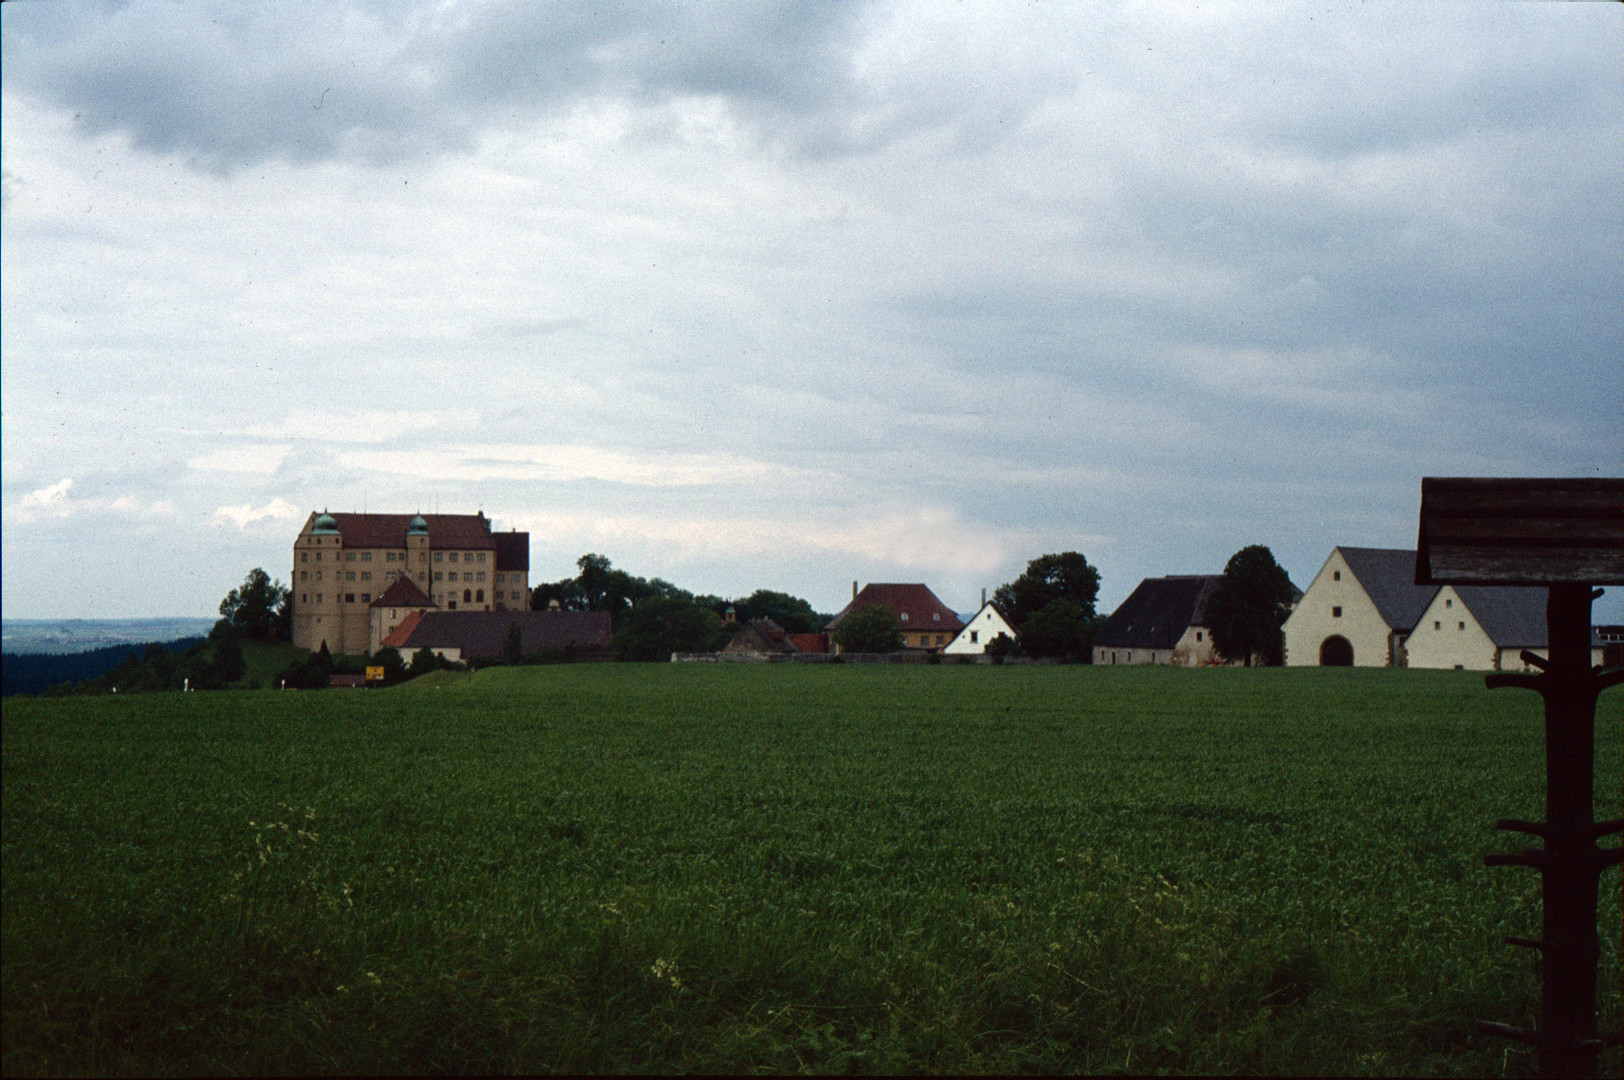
top-left (4, 1), bottom-right (1620, 622)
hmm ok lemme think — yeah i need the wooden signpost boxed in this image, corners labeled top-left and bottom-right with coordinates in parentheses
top-left (1416, 477), bottom-right (1623, 1078)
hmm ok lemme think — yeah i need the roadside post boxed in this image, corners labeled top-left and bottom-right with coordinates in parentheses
top-left (1415, 477), bottom-right (1623, 1078)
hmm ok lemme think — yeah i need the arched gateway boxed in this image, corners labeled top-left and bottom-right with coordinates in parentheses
top-left (1319, 635), bottom-right (1354, 666)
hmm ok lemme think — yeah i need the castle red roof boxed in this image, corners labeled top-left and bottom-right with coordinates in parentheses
top-left (324, 512), bottom-right (498, 550)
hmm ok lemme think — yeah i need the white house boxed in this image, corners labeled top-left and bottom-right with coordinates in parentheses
top-left (1283, 548), bottom-right (1434, 667)
top-left (943, 601), bottom-right (1017, 655)
top-left (1404, 585), bottom-right (1606, 671)
top-left (1284, 547), bottom-right (1607, 669)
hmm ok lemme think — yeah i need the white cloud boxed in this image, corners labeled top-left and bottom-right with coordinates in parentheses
top-left (10, 479), bottom-right (178, 526)
top-left (211, 497), bottom-right (304, 530)
top-left (17, 477), bottom-right (73, 518)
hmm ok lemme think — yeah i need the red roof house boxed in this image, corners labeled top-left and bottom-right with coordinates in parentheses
top-left (825, 583), bottom-right (965, 652)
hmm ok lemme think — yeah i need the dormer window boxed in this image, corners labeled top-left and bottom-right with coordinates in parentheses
top-left (900, 612), bottom-right (909, 622)
top-left (933, 613), bottom-right (940, 621)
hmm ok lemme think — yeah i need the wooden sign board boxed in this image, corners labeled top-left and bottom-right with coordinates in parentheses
top-left (1415, 477), bottom-right (1624, 585)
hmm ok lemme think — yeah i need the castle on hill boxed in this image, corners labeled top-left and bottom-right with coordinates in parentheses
top-left (291, 510), bottom-right (530, 655)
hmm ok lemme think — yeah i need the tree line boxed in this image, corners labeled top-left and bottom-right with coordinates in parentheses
top-left (23, 541), bottom-right (1296, 694)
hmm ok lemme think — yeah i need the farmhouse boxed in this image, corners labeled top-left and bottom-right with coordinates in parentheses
top-left (1402, 585), bottom-right (1605, 671)
top-left (1092, 575), bottom-right (1221, 666)
top-left (1283, 547), bottom-right (1435, 667)
top-left (943, 601), bottom-right (1016, 656)
top-left (384, 609), bottom-right (613, 664)
top-left (1283, 546), bottom-right (1605, 669)
top-left (292, 510), bottom-right (529, 655)
top-left (825, 583), bottom-right (965, 652)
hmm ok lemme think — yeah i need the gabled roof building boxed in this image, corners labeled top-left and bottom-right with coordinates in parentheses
top-left (1283, 546), bottom-right (1603, 669)
top-left (943, 601), bottom-right (1016, 656)
top-left (1093, 575), bottom-right (1221, 666)
top-left (292, 510), bottom-right (530, 655)
top-left (1283, 547), bottom-right (1436, 667)
top-left (825, 583), bottom-right (965, 652)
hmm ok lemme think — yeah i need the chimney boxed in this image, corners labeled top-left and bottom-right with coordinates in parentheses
top-left (982, 587), bottom-right (987, 607)
top-left (852, 581), bottom-right (859, 601)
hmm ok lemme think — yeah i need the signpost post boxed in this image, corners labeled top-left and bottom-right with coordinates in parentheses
top-left (1416, 477), bottom-right (1623, 1078)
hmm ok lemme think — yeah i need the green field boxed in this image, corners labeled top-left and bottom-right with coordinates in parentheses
top-left (3, 665), bottom-right (1618, 1075)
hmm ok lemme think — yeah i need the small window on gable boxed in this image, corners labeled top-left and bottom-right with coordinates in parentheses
top-left (1445, 598), bottom-right (1452, 608)
top-left (1434, 621), bottom-right (1441, 630)
top-left (1332, 606), bottom-right (1342, 618)
top-left (1458, 621), bottom-right (1465, 631)
top-left (1333, 570), bottom-right (1340, 581)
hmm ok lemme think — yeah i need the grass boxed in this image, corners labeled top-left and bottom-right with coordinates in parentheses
top-left (2, 664), bottom-right (1618, 1075)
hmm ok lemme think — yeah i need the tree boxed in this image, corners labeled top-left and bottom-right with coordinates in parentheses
top-left (729, 589), bottom-right (826, 634)
top-left (1204, 545), bottom-right (1297, 666)
top-left (409, 647), bottom-right (441, 678)
top-left (834, 605), bottom-right (904, 654)
top-left (994, 552), bottom-right (1102, 629)
top-left (219, 568), bottom-right (291, 641)
top-left (615, 597), bottom-right (728, 661)
top-left (1017, 598), bottom-right (1094, 660)
top-left (372, 646), bottom-right (408, 683)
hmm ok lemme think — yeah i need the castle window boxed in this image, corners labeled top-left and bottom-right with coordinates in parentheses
top-left (476, 572), bottom-right (485, 582)
top-left (300, 571), bottom-right (308, 581)
top-left (346, 571), bottom-right (356, 581)
top-left (448, 552), bottom-right (459, 563)
top-left (477, 553), bottom-right (486, 563)
top-left (315, 552), bottom-right (322, 561)
top-left (361, 552), bottom-right (371, 562)
top-left (476, 590), bottom-right (484, 603)
top-left (315, 572), bottom-right (323, 581)
top-left (345, 594), bottom-right (355, 603)
top-left (346, 552), bottom-right (356, 562)
top-left (316, 594), bottom-right (323, 603)
top-left (434, 552), bottom-right (443, 562)
top-left (386, 552), bottom-right (396, 562)
top-left (301, 552), bottom-right (308, 563)
top-left (434, 571), bottom-right (443, 581)
top-left (360, 571), bottom-right (371, 581)
top-left (463, 589), bottom-right (472, 603)
top-left (361, 593), bottom-right (371, 603)
top-left (301, 594), bottom-right (307, 603)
